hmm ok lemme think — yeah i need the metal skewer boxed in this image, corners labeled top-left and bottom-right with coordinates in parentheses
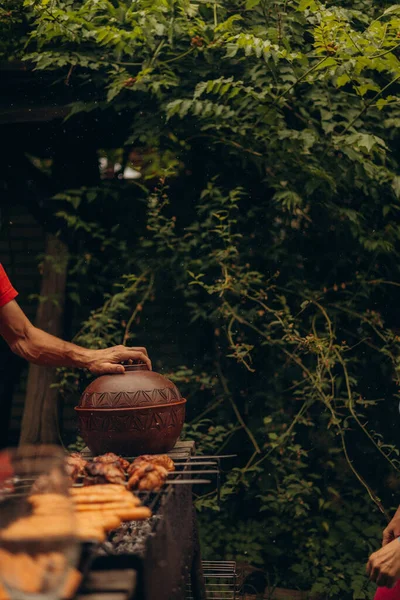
top-left (184, 454), bottom-right (236, 460)
top-left (167, 479), bottom-right (211, 485)
top-left (168, 470), bottom-right (220, 476)
top-left (174, 461), bottom-right (218, 467)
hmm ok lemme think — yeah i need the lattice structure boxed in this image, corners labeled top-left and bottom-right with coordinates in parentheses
top-left (185, 561), bottom-right (240, 600)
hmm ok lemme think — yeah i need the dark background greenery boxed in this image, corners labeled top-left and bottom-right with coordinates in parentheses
top-left (2, 0), bottom-right (400, 597)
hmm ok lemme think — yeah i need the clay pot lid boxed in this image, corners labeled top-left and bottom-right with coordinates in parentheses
top-left (78, 363), bottom-right (184, 409)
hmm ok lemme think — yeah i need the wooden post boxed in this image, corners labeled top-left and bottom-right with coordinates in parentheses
top-left (18, 120), bottom-right (99, 445)
top-left (19, 235), bottom-right (68, 445)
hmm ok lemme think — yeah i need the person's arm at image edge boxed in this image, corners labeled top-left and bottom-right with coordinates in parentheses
top-left (0, 300), bottom-right (151, 374)
top-left (382, 506), bottom-right (400, 546)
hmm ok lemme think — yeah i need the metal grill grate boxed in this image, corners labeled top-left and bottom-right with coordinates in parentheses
top-left (80, 442), bottom-right (232, 504)
top-left (186, 561), bottom-right (239, 600)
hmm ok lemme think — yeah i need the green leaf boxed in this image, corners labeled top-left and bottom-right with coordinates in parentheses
top-left (347, 133), bottom-right (385, 154)
top-left (336, 74), bottom-right (350, 88)
top-left (87, 191), bottom-right (98, 202)
top-left (383, 5), bottom-right (400, 15)
top-left (69, 291), bottom-right (81, 305)
top-left (356, 83), bottom-right (380, 97)
top-left (393, 176), bottom-right (400, 200)
top-left (245, 0), bottom-right (261, 8)
top-left (314, 57), bottom-right (337, 70)
top-left (298, 0), bottom-right (318, 10)
top-left (70, 196), bottom-right (81, 210)
top-left (357, 135), bottom-right (377, 152)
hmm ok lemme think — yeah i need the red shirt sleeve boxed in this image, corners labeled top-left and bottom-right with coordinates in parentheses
top-left (0, 264), bottom-right (18, 308)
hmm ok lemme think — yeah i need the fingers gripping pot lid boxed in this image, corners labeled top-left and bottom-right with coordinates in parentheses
top-left (75, 364), bottom-right (186, 456)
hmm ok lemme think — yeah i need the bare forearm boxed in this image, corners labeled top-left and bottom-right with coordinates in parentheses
top-left (0, 299), bottom-right (151, 374)
top-left (11, 326), bottom-right (91, 369)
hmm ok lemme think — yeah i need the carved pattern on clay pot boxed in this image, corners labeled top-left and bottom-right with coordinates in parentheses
top-left (78, 404), bottom-right (185, 434)
top-left (80, 386), bottom-right (180, 408)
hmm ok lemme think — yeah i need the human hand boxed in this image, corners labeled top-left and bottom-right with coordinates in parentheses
top-left (84, 346), bottom-right (151, 375)
top-left (367, 538), bottom-right (400, 588)
top-left (383, 510), bottom-right (400, 546)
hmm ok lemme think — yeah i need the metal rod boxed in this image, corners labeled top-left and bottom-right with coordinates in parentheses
top-left (202, 562), bottom-right (237, 564)
top-left (189, 580), bottom-right (236, 583)
top-left (74, 452), bottom-right (235, 460)
top-left (174, 461), bottom-right (218, 466)
top-left (202, 571), bottom-right (237, 575)
top-left (171, 454), bottom-right (236, 461)
top-left (204, 567), bottom-right (235, 579)
top-left (189, 454), bottom-right (237, 459)
top-left (167, 479), bottom-right (211, 485)
top-left (195, 596), bottom-right (235, 599)
top-left (168, 470), bottom-right (220, 476)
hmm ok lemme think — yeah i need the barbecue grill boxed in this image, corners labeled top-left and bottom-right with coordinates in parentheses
top-left (80, 441), bottom-right (236, 600)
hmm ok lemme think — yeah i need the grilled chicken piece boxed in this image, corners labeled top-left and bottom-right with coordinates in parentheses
top-left (128, 455), bottom-right (175, 475)
top-left (93, 453), bottom-right (118, 464)
top-left (65, 453), bottom-right (87, 482)
top-left (95, 453), bottom-right (130, 472)
top-left (93, 453), bottom-right (130, 472)
top-left (83, 462), bottom-right (126, 486)
top-left (127, 463), bottom-right (168, 491)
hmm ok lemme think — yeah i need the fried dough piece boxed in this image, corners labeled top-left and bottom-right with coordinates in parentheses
top-left (72, 492), bottom-right (139, 505)
top-left (75, 501), bottom-right (137, 512)
top-left (0, 517), bottom-right (73, 540)
top-left (79, 506), bottom-right (151, 521)
top-left (28, 494), bottom-right (72, 518)
top-left (71, 484), bottom-right (126, 495)
top-left (29, 493), bottom-right (71, 505)
top-left (76, 527), bottom-right (105, 542)
top-left (115, 506), bottom-right (151, 521)
top-left (75, 512), bottom-right (121, 531)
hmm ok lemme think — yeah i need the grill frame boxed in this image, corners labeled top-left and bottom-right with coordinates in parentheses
top-left (77, 442), bottom-right (236, 599)
top-left (84, 441), bottom-right (209, 600)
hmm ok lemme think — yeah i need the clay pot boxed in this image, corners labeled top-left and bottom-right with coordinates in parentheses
top-left (75, 364), bottom-right (186, 456)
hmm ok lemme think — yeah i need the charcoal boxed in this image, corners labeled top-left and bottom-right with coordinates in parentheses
top-left (96, 515), bottom-right (161, 557)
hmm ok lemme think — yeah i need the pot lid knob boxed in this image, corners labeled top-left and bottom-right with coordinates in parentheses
top-left (121, 359), bottom-right (149, 371)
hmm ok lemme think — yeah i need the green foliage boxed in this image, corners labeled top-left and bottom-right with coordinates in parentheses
top-left (67, 435), bottom-right (85, 453)
top-left (6, 0), bottom-right (400, 596)
top-left (199, 492), bottom-right (382, 598)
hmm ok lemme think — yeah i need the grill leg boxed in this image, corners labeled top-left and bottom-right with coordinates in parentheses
top-left (190, 514), bottom-right (207, 600)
